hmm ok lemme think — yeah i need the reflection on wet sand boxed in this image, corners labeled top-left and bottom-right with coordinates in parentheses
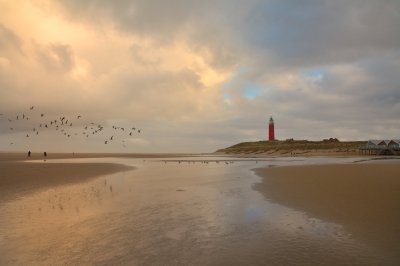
top-left (0, 156), bottom-right (398, 265)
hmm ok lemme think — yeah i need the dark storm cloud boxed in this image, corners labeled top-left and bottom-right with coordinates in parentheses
top-left (58, 0), bottom-right (240, 70)
top-left (240, 0), bottom-right (400, 69)
top-left (58, 0), bottom-right (400, 71)
top-left (58, 0), bottom-right (213, 36)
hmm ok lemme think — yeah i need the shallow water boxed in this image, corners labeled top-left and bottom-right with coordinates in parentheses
top-left (0, 156), bottom-right (394, 265)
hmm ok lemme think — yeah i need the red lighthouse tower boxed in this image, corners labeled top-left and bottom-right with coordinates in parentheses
top-left (268, 116), bottom-right (275, 141)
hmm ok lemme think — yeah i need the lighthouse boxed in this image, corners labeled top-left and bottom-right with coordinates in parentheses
top-left (268, 116), bottom-right (275, 141)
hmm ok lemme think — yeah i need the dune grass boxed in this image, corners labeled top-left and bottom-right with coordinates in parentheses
top-left (216, 140), bottom-right (366, 154)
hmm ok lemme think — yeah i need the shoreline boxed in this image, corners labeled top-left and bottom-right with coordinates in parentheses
top-left (214, 149), bottom-right (366, 157)
top-left (0, 161), bottom-right (134, 202)
top-left (253, 161), bottom-right (400, 259)
top-left (0, 152), bottom-right (202, 162)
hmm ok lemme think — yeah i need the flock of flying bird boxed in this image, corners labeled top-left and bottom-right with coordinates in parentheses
top-left (0, 106), bottom-right (142, 148)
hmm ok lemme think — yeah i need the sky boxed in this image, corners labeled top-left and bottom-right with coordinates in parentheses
top-left (0, 0), bottom-right (400, 153)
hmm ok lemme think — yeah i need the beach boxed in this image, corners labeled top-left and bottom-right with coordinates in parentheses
top-left (0, 160), bottom-right (133, 202)
top-left (0, 154), bottom-right (399, 265)
top-left (254, 161), bottom-right (400, 261)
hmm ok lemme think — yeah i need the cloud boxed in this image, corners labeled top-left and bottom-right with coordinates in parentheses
top-left (239, 0), bottom-right (400, 70)
top-left (0, 24), bottom-right (23, 54)
top-left (35, 43), bottom-right (76, 72)
top-left (0, 0), bottom-right (399, 152)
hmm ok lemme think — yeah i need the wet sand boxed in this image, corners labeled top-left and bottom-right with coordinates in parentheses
top-left (0, 161), bottom-right (133, 201)
top-left (254, 161), bottom-right (400, 261)
top-left (1, 155), bottom-right (399, 265)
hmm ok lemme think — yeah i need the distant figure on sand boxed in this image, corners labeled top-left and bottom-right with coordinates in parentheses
top-left (44, 152), bottom-right (47, 157)
top-left (28, 151), bottom-right (31, 157)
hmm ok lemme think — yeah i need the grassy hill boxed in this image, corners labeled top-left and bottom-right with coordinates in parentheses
top-left (216, 139), bottom-right (367, 155)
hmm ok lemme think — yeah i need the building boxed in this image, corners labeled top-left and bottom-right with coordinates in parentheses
top-left (366, 139), bottom-right (400, 149)
top-left (362, 139), bottom-right (400, 155)
top-left (268, 116), bottom-right (275, 141)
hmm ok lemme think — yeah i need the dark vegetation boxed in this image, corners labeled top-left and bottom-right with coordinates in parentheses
top-left (216, 139), bottom-right (367, 154)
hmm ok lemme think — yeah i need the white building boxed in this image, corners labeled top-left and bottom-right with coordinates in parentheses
top-left (366, 139), bottom-right (400, 149)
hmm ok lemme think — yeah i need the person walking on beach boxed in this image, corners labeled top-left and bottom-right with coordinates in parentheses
top-left (28, 150), bottom-right (31, 157)
top-left (44, 152), bottom-right (47, 157)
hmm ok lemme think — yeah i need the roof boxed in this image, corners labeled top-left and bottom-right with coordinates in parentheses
top-left (367, 139), bottom-right (400, 145)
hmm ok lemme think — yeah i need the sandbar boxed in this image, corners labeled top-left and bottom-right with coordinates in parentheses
top-left (0, 160), bottom-right (134, 201)
top-left (254, 161), bottom-right (400, 260)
